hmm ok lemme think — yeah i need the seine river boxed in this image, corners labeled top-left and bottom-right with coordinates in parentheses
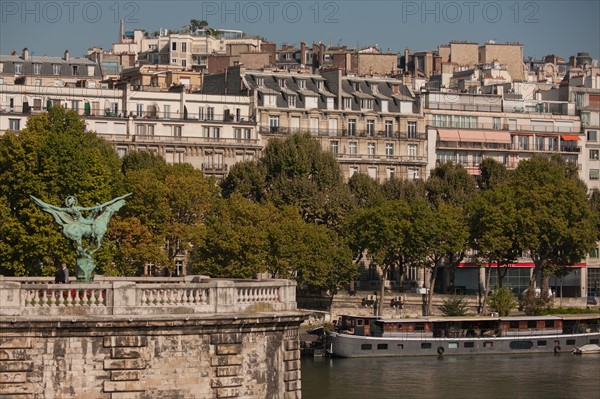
top-left (301, 354), bottom-right (600, 399)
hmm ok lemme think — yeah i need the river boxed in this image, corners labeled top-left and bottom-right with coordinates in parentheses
top-left (301, 354), bottom-right (600, 399)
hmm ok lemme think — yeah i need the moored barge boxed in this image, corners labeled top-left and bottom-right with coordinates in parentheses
top-left (327, 314), bottom-right (600, 358)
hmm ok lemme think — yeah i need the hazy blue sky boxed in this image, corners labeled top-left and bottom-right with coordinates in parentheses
top-left (1, 0), bottom-right (598, 60)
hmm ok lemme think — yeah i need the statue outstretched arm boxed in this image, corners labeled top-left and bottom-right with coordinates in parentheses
top-left (96, 193), bottom-right (133, 209)
top-left (30, 195), bottom-right (77, 225)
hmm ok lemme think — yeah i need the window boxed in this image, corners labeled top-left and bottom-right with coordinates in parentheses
top-left (590, 150), bottom-right (599, 160)
top-left (53, 64), bottom-right (61, 75)
top-left (278, 78), bottom-right (286, 88)
top-left (256, 77), bottom-right (264, 86)
top-left (317, 81), bottom-right (324, 90)
top-left (361, 99), bottom-right (373, 110)
top-left (213, 127), bottom-right (221, 138)
top-left (135, 124), bottom-right (155, 136)
top-left (8, 119), bottom-right (20, 131)
top-left (330, 141), bottom-right (339, 154)
top-left (527, 321), bottom-right (537, 329)
top-left (288, 95), bottom-right (297, 107)
top-left (509, 341), bottom-right (533, 350)
top-left (448, 342), bottom-right (458, 349)
top-left (207, 107), bottom-right (214, 121)
top-left (415, 323), bottom-right (425, 331)
top-left (71, 100), bottom-right (79, 112)
top-left (198, 107), bottom-right (205, 120)
top-left (385, 121), bottom-right (393, 137)
top-left (588, 131), bottom-right (598, 142)
top-left (203, 127), bottom-right (210, 137)
top-left (181, 43), bottom-right (187, 52)
top-left (0, 62), bottom-right (3, 72)
top-left (493, 117), bottom-right (501, 130)
top-left (181, 60), bottom-right (186, 67)
top-left (377, 344), bottom-right (388, 350)
top-left (566, 339), bottom-right (576, 345)
top-left (537, 340), bottom-right (547, 346)
top-left (421, 343), bottom-right (432, 349)
top-left (407, 121), bottom-right (417, 138)
top-left (171, 125), bottom-right (182, 137)
top-left (136, 104), bottom-right (143, 117)
top-left (172, 42), bottom-right (177, 51)
top-left (590, 169), bottom-right (600, 180)
top-left (348, 119), bottom-right (357, 135)
top-left (367, 142), bottom-right (375, 156)
top-left (473, 153), bottom-right (482, 166)
top-left (464, 342), bottom-right (475, 348)
top-left (367, 120), bottom-right (375, 135)
top-left (297, 79), bottom-right (306, 89)
top-left (349, 141), bottom-right (357, 155)
top-left (590, 247), bottom-right (599, 258)
top-left (509, 321), bottom-right (519, 329)
top-left (518, 136), bottom-right (529, 150)
top-left (408, 144), bottom-right (418, 158)
top-left (33, 64), bottom-right (41, 74)
top-left (432, 114), bottom-right (451, 127)
top-left (343, 97), bottom-right (352, 109)
top-left (15, 63), bottom-right (22, 74)
top-left (72, 65), bottom-right (79, 75)
top-left (361, 344), bottom-right (372, 350)
top-left (163, 105), bottom-right (171, 119)
top-left (385, 143), bottom-right (394, 157)
top-left (269, 115), bottom-right (280, 133)
top-left (33, 98), bottom-right (42, 110)
top-left (536, 136), bottom-right (545, 151)
top-left (483, 342), bottom-right (493, 348)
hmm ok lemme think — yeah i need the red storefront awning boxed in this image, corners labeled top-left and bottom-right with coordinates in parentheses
top-left (561, 134), bottom-right (581, 141)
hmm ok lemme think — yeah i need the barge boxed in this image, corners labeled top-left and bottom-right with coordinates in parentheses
top-left (327, 314), bottom-right (600, 358)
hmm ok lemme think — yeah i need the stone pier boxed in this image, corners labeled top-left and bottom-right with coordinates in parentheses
top-left (0, 276), bottom-right (307, 399)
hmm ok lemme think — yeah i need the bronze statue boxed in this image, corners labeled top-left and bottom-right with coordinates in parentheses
top-left (31, 193), bottom-right (132, 282)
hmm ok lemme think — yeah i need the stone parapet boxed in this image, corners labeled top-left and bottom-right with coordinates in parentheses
top-left (0, 276), bottom-right (298, 317)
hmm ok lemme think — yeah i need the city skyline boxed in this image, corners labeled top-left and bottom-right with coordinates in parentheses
top-left (1, 0), bottom-right (599, 60)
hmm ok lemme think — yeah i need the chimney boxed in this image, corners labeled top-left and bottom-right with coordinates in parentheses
top-left (11, 49), bottom-right (17, 56)
top-left (22, 48), bottom-right (29, 61)
top-left (300, 41), bottom-right (306, 67)
top-left (404, 48), bottom-right (410, 72)
top-left (64, 50), bottom-right (70, 61)
top-left (319, 42), bottom-right (325, 66)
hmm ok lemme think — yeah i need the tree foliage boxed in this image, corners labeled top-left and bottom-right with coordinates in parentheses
top-left (0, 108), bottom-right (122, 275)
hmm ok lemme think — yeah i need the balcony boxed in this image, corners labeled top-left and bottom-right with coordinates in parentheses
top-left (335, 153), bottom-right (427, 164)
top-left (428, 122), bottom-right (577, 134)
top-left (202, 163), bottom-right (228, 173)
top-left (96, 133), bottom-right (260, 148)
top-left (436, 140), bottom-right (581, 154)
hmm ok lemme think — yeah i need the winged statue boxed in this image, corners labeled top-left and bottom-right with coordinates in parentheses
top-left (31, 193), bottom-right (131, 282)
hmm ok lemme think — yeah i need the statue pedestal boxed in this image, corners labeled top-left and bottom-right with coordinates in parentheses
top-left (76, 257), bottom-right (95, 283)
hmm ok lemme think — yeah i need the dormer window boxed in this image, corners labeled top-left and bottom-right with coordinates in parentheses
top-left (317, 80), bottom-right (324, 90)
top-left (278, 78), bottom-right (286, 88)
top-left (371, 83), bottom-right (379, 93)
top-left (256, 77), bottom-right (264, 86)
top-left (354, 82), bottom-right (361, 91)
top-left (53, 64), bottom-right (61, 75)
top-left (288, 95), bottom-right (297, 107)
top-left (298, 79), bottom-right (306, 89)
top-left (14, 63), bottom-right (22, 74)
top-left (361, 99), bottom-right (373, 110)
top-left (33, 64), bottom-right (42, 74)
top-left (343, 97), bottom-right (352, 109)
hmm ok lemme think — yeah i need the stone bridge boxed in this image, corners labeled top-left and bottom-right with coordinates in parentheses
top-left (0, 275), bottom-right (307, 399)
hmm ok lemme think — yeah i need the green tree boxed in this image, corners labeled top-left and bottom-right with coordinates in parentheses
top-left (262, 133), bottom-right (353, 229)
top-left (221, 160), bottom-right (267, 202)
top-left (345, 200), bottom-right (411, 315)
top-left (347, 173), bottom-right (382, 208)
top-left (438, 296), bottom-right (469, 316)
top-left (467, 184), bottom-right (520, 312)
top-left (425, 162), bottom-right (477, 207)
top-left (0, 108), bottom-right (122, 276)
top-left (487, 286), bottom-right (517, 316)
top-left (511, 156), bottom-right (596, 300)
top-left (380, 177), bottom-right (426, 202)
top-left (478, 158), bottom-right (509, 191)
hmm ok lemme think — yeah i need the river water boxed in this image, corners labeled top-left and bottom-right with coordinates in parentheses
top-left (301, 354), bottom-right (600, 399)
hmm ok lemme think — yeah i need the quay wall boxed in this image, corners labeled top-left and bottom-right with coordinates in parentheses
top-left (0, 276), bottom-right (307, 399)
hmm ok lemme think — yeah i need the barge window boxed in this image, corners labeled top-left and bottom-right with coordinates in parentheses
top-left (527, 321), bottom-right (537, 329)
top-left (361, 344), bottom-right (372, 350)
top-left (448, 342), bottom-right (458, 349)
top-left (545, 320), bottom-right (555, 328)
top-left (421, 343), bottom-right (432, 349)
top-left (377, 344), bottom-right (388, 350)
top-left (566, 339), bottom-right (576, 345)
top-left (590, 339), bottom-right (599, 345)
top-left (484, 342), bottom-right (493, 348)
top-left (509, 321), bottom-right (519, 329)
top-left (510, 341), bottom-right (533, 350)
top-left (537, 340), bottom-right (547, 346)
top-left (357, 319), bottom-right (364, 326)
top-left (397, 344), bottom-right (404, 349)
top-left (415, 323), bottom-right (425, 331)
top-left (464, 342), bottom-right (474, 348)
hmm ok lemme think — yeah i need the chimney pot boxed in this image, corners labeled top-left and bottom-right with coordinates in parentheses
top-left (64, 50), bottom-right (70, 61)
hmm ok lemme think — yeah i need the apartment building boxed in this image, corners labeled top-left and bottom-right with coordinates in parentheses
top-left (0, 48), bottom-right (102, 87)
top-left (203, 66), bottom-right (427, 181)
top-left (0, 84), bottom-right (260, 177)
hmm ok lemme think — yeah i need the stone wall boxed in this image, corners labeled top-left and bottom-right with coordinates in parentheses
top-left (0, 277), bottom-right (307, 399)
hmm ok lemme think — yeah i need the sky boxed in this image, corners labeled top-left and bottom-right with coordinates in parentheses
top-left (1, 0), bottom-right (599, 61)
